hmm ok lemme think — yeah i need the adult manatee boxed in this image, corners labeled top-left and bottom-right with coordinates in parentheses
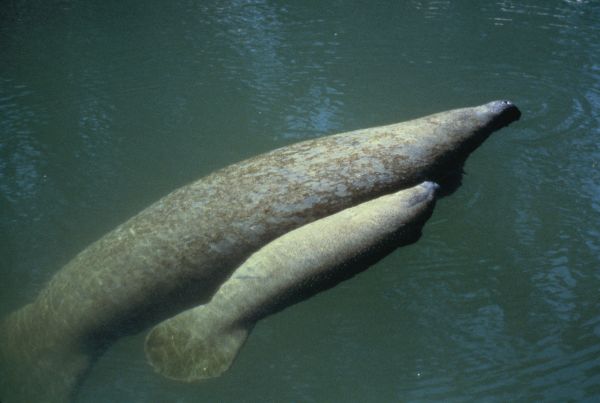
top-left (0, 101), bottom-right (520, 402)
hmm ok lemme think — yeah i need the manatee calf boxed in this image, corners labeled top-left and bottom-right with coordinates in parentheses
top-left (0, 101), bottom-right (520, 403)
top-left (145, 181), bottom-right (438, 381)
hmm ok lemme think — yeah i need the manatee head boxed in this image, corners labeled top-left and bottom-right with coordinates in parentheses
top-left (422, 99), bottom-right (521, 194)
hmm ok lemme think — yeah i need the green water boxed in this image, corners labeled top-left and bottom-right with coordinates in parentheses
top-left (1, 1), bottom-right (599, 402)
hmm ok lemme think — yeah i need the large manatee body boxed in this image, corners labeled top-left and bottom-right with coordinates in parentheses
top-left (144, 181), bottom-right (438, 381)
top-left (0, 101), bottom-right (520, 402)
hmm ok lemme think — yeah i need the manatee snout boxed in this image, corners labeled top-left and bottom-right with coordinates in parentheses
top-left (406, 181), bottom-right (440, 207)
top-left (487, 100), bottom-right (521, 128)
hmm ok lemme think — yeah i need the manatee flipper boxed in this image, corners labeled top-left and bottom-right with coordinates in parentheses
top-left (144, 307), bottom-right (251, 381)
top-left (145, 181), bottom-right (438, 381)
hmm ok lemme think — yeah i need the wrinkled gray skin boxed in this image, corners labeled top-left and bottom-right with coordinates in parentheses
top-left (145, 182), bottom-right (438, 382)
top-left (0, 101), bottom-right (520, 403)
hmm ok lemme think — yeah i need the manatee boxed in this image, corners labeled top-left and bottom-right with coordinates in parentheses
top-left (145, 181), bottom-right (438, 381)
top-left (0, 101), bottom-right (520, 403)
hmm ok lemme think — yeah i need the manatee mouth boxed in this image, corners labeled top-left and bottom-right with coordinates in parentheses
top-left (488, 100), bottom-right (521, 130)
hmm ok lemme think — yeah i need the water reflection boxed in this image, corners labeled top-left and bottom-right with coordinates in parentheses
top-left (410, 0), bottom-right (452, 20)
top-left (0, 78), bottom-right (53, 301)
top-left (0, 79), bottom-right (44, 205)
top-left (187, 0), bottom-right (346, 139)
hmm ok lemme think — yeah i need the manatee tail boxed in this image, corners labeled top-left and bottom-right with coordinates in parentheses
top-left (144, 305), bottom-right (251, 382)
top-left (0, 304), bottom-right (92, 403)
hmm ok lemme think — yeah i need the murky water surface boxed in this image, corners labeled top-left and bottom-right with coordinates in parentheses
top-left (1, 1), bottom-right (599, 401)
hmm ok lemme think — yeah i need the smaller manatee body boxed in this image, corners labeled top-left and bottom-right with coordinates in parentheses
top-left (144, 181), bottom-right (439, 381)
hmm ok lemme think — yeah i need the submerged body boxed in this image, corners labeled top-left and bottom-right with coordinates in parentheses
top-left (0, 101), bottom-right (520, 402)
top-left (145, 182), bottom-right (438, 381)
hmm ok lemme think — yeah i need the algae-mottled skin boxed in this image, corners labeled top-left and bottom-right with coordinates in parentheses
top-left (0, 101), bottom-right (520, 403)
top-left (145, 182), bottom-right (438, 381)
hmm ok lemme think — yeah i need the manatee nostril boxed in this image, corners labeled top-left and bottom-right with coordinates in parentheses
top-left (489, 100), bottom-right (521, 122)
